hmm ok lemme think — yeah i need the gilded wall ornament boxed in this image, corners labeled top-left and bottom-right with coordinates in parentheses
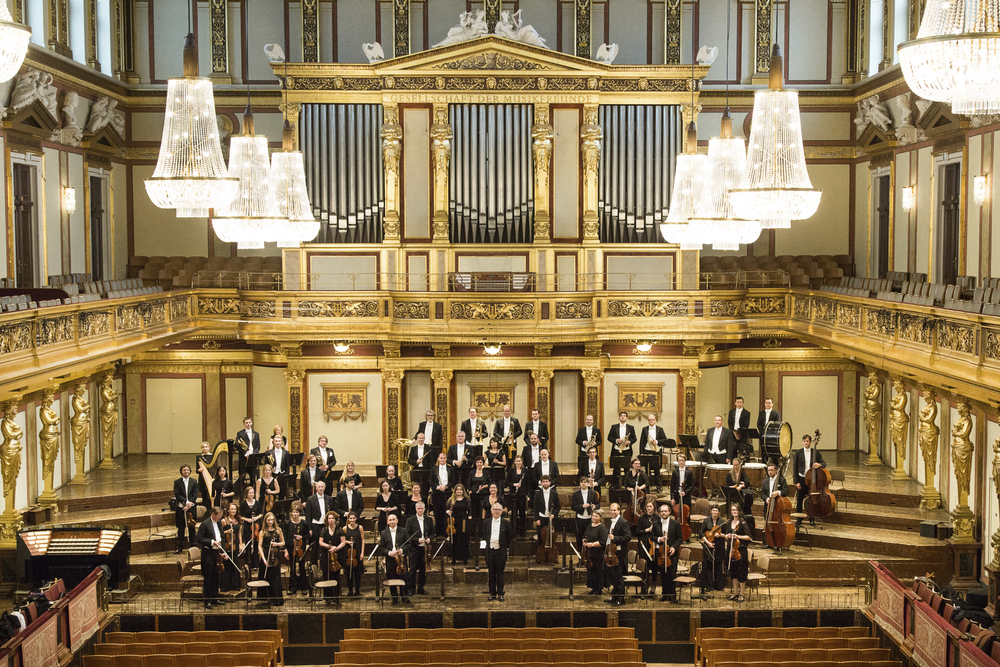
top-left (991, 436), bottom-right (1000, 566)
top-left (580, 369), bottom-right (603, 385)
top-left (607, 300), bottom-right (687, 317)
top-left (918, 388), bottom-right (941, 509)
top-left (950, 400), bottom-right (974, 509)
top-left (39, 316), bottom-right (73, 346)
top-left (37, 388), bottom-right (60, 505)
top-left (393, 302), bottom-right (430, 319)
top-left (283, 369), bottom-right (305, 385)
top-left (889, 379), bottom-right (909, 479)
top-left (99, 373), bottom-right (118, 469)
top-left (450, 302), bottom-right (534, 320)
top-left (382, 370), bottom-right (405, 386)
top-left (298, 301), bottom-right (378, 317)
top-left (0, 398), bottom-right (22, 510)
top-left (430, 370), bottom-right (453, 385)
top-left (70, 380), bottom-right (90, 478)
top-left (79, 311), bottom-right (111, 337)
top-left (710, 300), bottom-right (741, 317)
top-left (554, 302), bottom-right (592, 319)
top-left (863, 370), bottom-right (883, 465)
top-left (322, 383), bottom-right (369, 422)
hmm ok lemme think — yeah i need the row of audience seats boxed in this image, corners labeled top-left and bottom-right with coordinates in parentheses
top-left (701, 254), bottom-right (854, 289)
top-left (912, 581), bottom-right (997, 659)
top-left (84, 655), bottom-right (267, 667)
top-left (130, 255), bottom-right (282, 291)
top-left (343, 627), bottom-right (634, 642)
top-left (695, 625), bottom-right (870, 665)
top-left (703, 644), bottom-right (890, 667)
top-left (101, 630), bottom-right (280, 665)
top-left (822, 276), bottom-right (1000, 314)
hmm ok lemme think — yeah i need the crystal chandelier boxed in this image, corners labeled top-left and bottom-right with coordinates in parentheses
top-left (0, 3), bottom-right (31, 84)
top-left (212, 110), bottom-right (286, 249)
top-left (898, 0), bottom-right (1000, 114)
top-left (272, 121), bottom-right (319, 248)
top-left (689, 112), bottom-right (762, 252)
top-left (729, 45), bottom-right (821, 222)
top-left (145, 34), bottom-right (238, 218)
top-left (661, 121), bottom-right (712, 250)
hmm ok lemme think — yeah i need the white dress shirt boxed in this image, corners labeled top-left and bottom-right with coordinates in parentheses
top-left (540, 461), bottom-right (550, 478)
top-left (577, 490), bottom-right (592, 519)
top-left (490, 518), bottom-right (501, 548)
top-left (541, 489), bottom-right (551, 517)
top-left (314, 496), bottom-right (326, 524)
top-left (608, 516), bottom-right (619, 545)
top-left (438, 465), bottom-right (449, 487)
top-left (711, 429), bottom-right (723, 454)
top-left (734, 407), bottom-right (743, 426)
top-left (588, 459), bottom-right (597, 475)
top-left (804, 448), bottom-right (812, 471)
top-left (503, 418), bottom-right (511, 437)
top-left (244, 430), bottom-right (254, 457)
top-left (424, 421), bottom-right (434, 442)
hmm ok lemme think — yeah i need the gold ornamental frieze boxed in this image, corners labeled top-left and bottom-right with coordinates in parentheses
top-left (899, 314), bottom-right (930, 344)
top-left (937, 321), bottom-right (975, 354)
top-left (431, 52), bottom-right (549, 70)
top-left (38, 316), bottom-right (73, 346)
top-left (0, 322), bottom-right (32, 355)
top-left (198, 298), bottom-right (276, 318)
top-left (450, 302), bottom-right (534, 320)
top-left (298, 300), bottom-right (378, 318)
top-left (321, 382), bottom-right (369, 422)
top-left (468, 383), bottom-right (516, 419)
top-left (116, 302), bottom-right (166, 332)
top-left (866, 309), bottom-right (895, 335)
top-left (79, 311), bottom-right (111, 338)
top-left (170, 298), bottom-right (190, 319)
top-left (986, 331), bottom-right (1000, 360)
top-left (710, 300), bottom-right (741, 317)
top-left (616, 382), bottom-right (664, 420)
top-left (836, 303), bottom-right (861, 329)
top-left (812, 298), bottom-right (835, 323)
top-left (743, 297), bottom-right (786, 315)
top-left (392, 302), bottom-right (430, 319)
top-left (555, 302), bottom-right (592, 319)
top-left (793, 297), bottom-right (810, 318)
top-left (608, 300), bottom-right (688, 317)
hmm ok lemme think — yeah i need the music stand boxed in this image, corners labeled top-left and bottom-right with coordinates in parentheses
top-left (609, 455), bottom-right (629, 487)
top-left (678, 435), bottom-right (701, 462)
top-left (288, 452), bottom-right (303, 473)
top-left (271, 498), bottom-right (293, 522)
top-left (324, 469), bottom-right (342, 491)
top-left (375, 465), bottom-right (389, 480)
top-left (247, 452), bottom-right (269, 482)
top-left (742, 430), bottom-right (760, 461)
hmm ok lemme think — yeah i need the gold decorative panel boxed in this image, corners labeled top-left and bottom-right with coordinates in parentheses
top-left (298, 301), bottom-right (379, 317)
top-left (616, 382), bottom-right (664, 420)
top-left (321, 383), bottom-right (369, 422)
top-left (450, 302), bottom-right (534, 320)
top-left (555, 302), bottom-right (593, 319)
top-left (468, 382), bottom-right (516, 420)
top-left (608, 300), bottom-right (687, 317)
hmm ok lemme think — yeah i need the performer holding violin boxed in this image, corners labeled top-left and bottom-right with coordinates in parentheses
top-left (793, 432), bottom-right (827, 526)
top-left (722, 502), bottom-right (751, 602)
top-left (257, 512), bottom-right (285, 606)
top-left (652, 503), bottom-right (682, 602)
top-left (220, 502), bottom-right (242, 594)
top-left (507, 456), bottom-right (529, 537)
top-left (404, 502), bottom-right (434, 596)
top-left (725, 459), bottom-right (754, 531)
top-left (571, 476), bottom-right (600, 557)
top-left (533, 475), bottom-right (561, 554)
top-left (255, 463), bottom-right (280, 516)
top-left (700, 505), bottom-right (727, 595)
top-left (379, 514), bottom-right (407, 604)
top-left (446, 484), bottom-right (470, 564)
top-left (239, 487), bottom-right (263, 570)
top-left (623, 458), bottom-right (648, 519)
top-left (670, 453), bottom-right (695, 539)
top-left (342, 511), bottom-right (364, 597)
top-left (375, 480), bottom-right (400, 532)
top-left (284, 502), bottom-right (311, 596)
top-left (605, 503), bottom-right (631, 607)
top-left (318, 511), bottom-right (345, 601)
top-left (636, 500), bottom-right (658, 595)
top-left (197, 506), bottom-right (229, 609)
top-left (583, 510), bottom-right (609, 595)
top-left (173, 464), bottom-right (199, 553)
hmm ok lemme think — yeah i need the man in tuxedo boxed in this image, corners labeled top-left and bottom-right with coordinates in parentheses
top-left (407, 431), bottom-right (434, 492)
top-left (524, 409), bottom-right (549, 448)
top-left (234, 417), bottom-right (260, 481)
top-left (520, 431), bottom-right (546, 495)
top-left (792, 433), bottom-right (826, 525)
top-left (607, 411), bottom-right (637, 484)
top-left (299, 454), bottom-right (325, 502)
top-left (310, 435), bottom-right (336, 473)
top-left (336, 477), bottom-right (364, 521)
top-left (403, 502), bottom-right (434, 596)
top-left (757, 398), bottom-right (780, 460)
top-left (606, 503), bottom-right (632, 606)
top-left (728, 397), bottom-right (751, 458)
top-left (703, 415), bottom-right (736, 464)
top-left (197, 506), bottom-right (228, 608)
top-left (638, 414), bottom-right (668, 490)
top-left (430, 452), bottom-right (454, 535)
top-left (174, 464), bottom-right (199, 553)
top-left (533, 475), bottom-right (561, 542)
top-left (267, 436), bottom-right (290, 477)
top-left (492, 404), bottom-right (523, 452)
top-left (575, 414), bottom-right (602, 463)
top-left (414, 410), bottom-right (443, 452)
top-left (571, 475), bottom-right (600, 555)
top-left (305, 480), bottom-right (334, 543)
top-left (460, 407), bottom-right (488, 451)
top-left (670, 453), bottom-right (695, 509)
top-left (532, 448), bottom-right (560, 489)
top-left (759, 464), bottom-right (790, 553)
top-left (379, 514), bottom-right (407, 604)
top-left (652, 503), bottom-right (683, 602)
top-left (447, 430), bottom-right (472, 485)
top-left (577, 446), bottom-right (606, 491)
top-left (483, 502), bottom-right (514, 601)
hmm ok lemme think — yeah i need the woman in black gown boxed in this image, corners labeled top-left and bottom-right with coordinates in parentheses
top-left (582, 511), bottom-right (609, 594)
top-left (257, 512), bottom-right (285, 606)
top-left (721, 503), bottom-right (751, 602)
top-left (318, 511), bottom-right (345, 600)
top-left (507, 456), bottom-right (528, 537)
top-left (375, 480), bottom-right (400, 532)
top-left (342, 511), bottom-right (365, 596)
top-left (485, 437), bottom-right (507, 491)
top-left (446, 484), bottom-right (470, 564)
top-left (239, 487), bottom-right (262, 571)
top-left (212, 466), bottom-right (235, 509)
top-left (405, 482), bottom-right (425, 518)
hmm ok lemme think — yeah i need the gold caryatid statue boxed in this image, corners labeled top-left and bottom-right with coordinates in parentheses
top-left (863, 370), bottom-right (883, 465)
top-left (991, 436), bottom-right (1000, 566)
top-left (70, 380), bottom-right (90, 481)
top-left (99, 373), bottom-right (119, 468)
top-left (889, 378), bottom-right (909, 479)
top-left (37, 388), bottom-right (60, 505)
top-left (918, 388), bottom-right (941, 509)
top-left (949, 400), bottom-right (976, 541)
top-left (0, 398), bottom-right (24, 543)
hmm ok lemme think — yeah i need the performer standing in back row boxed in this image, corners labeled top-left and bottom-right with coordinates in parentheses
top-left (608, 412), bottom-right (637, 485)
top-left (793, 433), bottom-right (826, 526)
top-left (756, 398), bottom-right (780, 459)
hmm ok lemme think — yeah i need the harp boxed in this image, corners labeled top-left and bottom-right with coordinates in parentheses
top-left (197, 440), bottom-right (231, 502)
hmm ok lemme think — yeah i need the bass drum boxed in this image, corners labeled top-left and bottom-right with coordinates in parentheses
top-left (761, 421), bottom-right (793, 464)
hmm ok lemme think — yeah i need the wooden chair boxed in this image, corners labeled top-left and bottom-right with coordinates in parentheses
top-left (234, 653), bottom-right (269, 667)
top-left (126, 643), bottom-right (156, 656)
top-left (176, 560), bottom-right (202, 602)
top-left (819, 637), bottom-right (848, 649)
top-left (223, 630), bottom-right (253, 643)
top-left (244, 641), bottom-right (276, 666)
top-left (244, 565), bottom-right (271, 610)
top-left (112, 656), bottom-right (145, 667)
top-left (747, 555), bottom-right (771, 597)
top-left (209, 657), bottom-right (236, 667)
top-left (459, 628), bottom-right (488, 640)
top-left (340, 640), bottom-right (369, 652)
top-left (183, 643), bottom-right (214, 655)
top-left (144, 656), bottom-right (176, 667)
top-left (163, 632), bottom-right (191, 643)
top-left (754, 628), bottom-right (782, 639)
top-left (741, 649), bottom-right (770, 663)
top-left (847, 637), bottom-right (878, 649)
top-left (149, 514), bottom-right (178, 557)
top-left (810, 628), bottom-right (839, 638)
top-left (838, 627), bottom-right (868, 638)
top-left (192, 631), bottom-right (220, 643)
top-left (95, 644), bottom-right (126, 655)
top-left (134, 632), bottom-right (163, 644)
top-left (456, 650), bottom-right (487, 663)
top-left (674, 560), bottom-right (700, 602)
top-left (156, 644), bottom-right (184, 655)
top-left (334, 652), bottom-right (367, 664)
top-left (84, 657), bottom-right (115, 667)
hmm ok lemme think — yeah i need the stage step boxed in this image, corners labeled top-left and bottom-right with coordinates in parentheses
top-left (57, 489), bottom-right (172, 514)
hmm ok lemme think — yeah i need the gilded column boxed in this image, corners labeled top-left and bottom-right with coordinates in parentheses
top-left (302, 0), bottom-right (319, 62)
top-left (950, 400), bottom-right (976, 541)
top-left (990, 436), bottom-right (1000, 567)
top-left (843, 0), bottom-right (868, 83)
top-left (575, 0), bottom-right (591, 58)
top-left (86, 0), bottom-right (99, 70)
top-left (880, 0), bottom-right (892, 71)
top-left (680, 369), bottom-right (702, 435)
top-left (531, 104), bottom-right (553, 242)
top-left (581, 104), bottom-right (602, 243)
top-left (383, 370), bottom-right (405, 465)
top-left (284, 370), bottom-right (304, 455)
top-left (381, 105), bottom-right (403, 242)
top-left (99, 372), bottom-right (119, 469)
top-left (209, 0), bottom-right (231, 84)
top-left (37, 387), bottom-right (60, 507)
top-left (47, 0), bottom-right (70, 57)
top-left (0, 398), bottom-right (23, 547)
top-left (70, 379), bottom-right (91, 484)
top-left (532, 370), bottom-right (554, 424)
top-left (485, 0), bottom-right (500, 34)
top-left (393, 0), bottom-right (410, 57)
top-left (12, 0), bottom-right (22, 21)
top-left (889, 378), bottom-right (910, 480)
top-left (751, 0), bottom-right (773, 84)
top-left (113, 0), bottom-right (139, 83)
top-left (664, 0), bottom-right (682, 64)
top-left (431, 370), bottom-right (453, 450)
top-left (279, 103), bottom-right (301, 151)
top-left (430, 105), bottom-right (452, 243)
top-left (863, 370), bottom-right (884, 465)
top-left (918, 387), bottom-right (941, 509)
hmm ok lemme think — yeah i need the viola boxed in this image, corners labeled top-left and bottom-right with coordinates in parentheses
top-left (582, 544), bottom-right (590, 570)
top-left (803, 430), bottom-right (837, 518)
top-left (604, 536), bottom-right (619, 568)
top-left (447, 516), bottom-right (456, 535)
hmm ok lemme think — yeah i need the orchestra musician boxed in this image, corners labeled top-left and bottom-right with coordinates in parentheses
top-left (608, 412), bottom-right (637, 484)
top-left (414, 410), bottom-right (444, 453)
top-left (196, 441), bottom-right (214, 510)
top-left (197, 506), bottom-right (228, 609)
top-left (266, 436), bottom-right (289, 477)
top-left (725, 459), bottom-right (755, 531)
top-left (533, 475), bottom-right (560, 543)
top-left (704, 415), bottom-right (737, 465)
top-left (638, 414), bottom-right (667, 490)
top-left (759, 463), bottom-right (790, 554)
top-left (722, 502), bottom-right (751, 602)
top-left (793, 433), bottom-right (826, 526)
top-left (460, 407), bottom-right (488, 451)
top-left (728, 397), bottom-right (751, 456)
top-left (404, 482), bottom-right (424, 518)
top-left (431, 452), bottom-right (455, 536)
top-left (507, 456), bottom-right (528, 537)
top-left (173, 464), bottom-right (199, 553)
top-left (404, 502), bottom-right (434, 597)
top-left (385, 465), bottom-right (405, 494)
top-left (700, 505), bottom-right (726, 595)
top-left (234, 417), bottom-right (261, 481)
top-left (311, 435), bottom-right (337, 473)
top-left (284, 502), bottom-right (311, 596)
top-left (318, 511), bottom-right (344, 601)
top-left (408, 431), bottom-right (435, 492)
top-left (605, 503), bottom-right (631, 607)
top-left (483, 502), bottom-right (514, 601)
top-left (636, 500), bottom-right (658, 595)
top-left (375, 480), bottom-right (401, 532)
top-left (623, 458), bottom-right (649, 506)
top-left (257, 512), bottom-right (285, 606)
top-left (255, 463), bottom-right (280, 514)
top-left (571, 475), bottom-right (600, 556)
top-left (305, 480), bottom-right (334, 545)
top-left (447, 484), bottom-right (471, 564)
top-left (481, 483), bottom-right (505, 519)
top-left (524, 408), bottom-right (549, 448)
top-left (212, 466), bottom-right (235, 509)
top-left (520, 432), bottom-right (546, 496)
top-left (492, 404), bottom-right (522, 458)
top-left (467, 456), bottom-right (491, 521)
top-left (220, 502), bottom-right (242, 595)
top-left (652, 503), bottom-right (682, 603)
top-left (670, 453), bottom-right (695, 510)
top-left (342, 511), bottom-right (365, 597)
top-left (338, 461), bottom-right (363, 491)
top-left (239, 487), bottom-right (263, 569)
top-left (756, 398), bottom-right (780, 459)
top-left (336, 476), bottom-right (364, 522)
top-left (447, 431), bottom-right (472, 486)
top-left (379, 514), bottom-right (407, 604)
top-left (577, 446), bottom-right (606, 492)
top-left (270, 425), bottom-right (287, 448)
top-left (485, 437), bottom-right (508, 489)
top-left (532, 448), bottom-right (560, 490)
top-left (583, 510), bottom-right (609, 595)
top-left (299, 455), bottom-right (325, 502)
top-left (575, 414), bottom-right (602, 465)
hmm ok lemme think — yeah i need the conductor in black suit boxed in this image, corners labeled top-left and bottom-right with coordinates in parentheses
top-left (792, 433), bottom-right (826, 525)
top-left (575, 414), bottom-right (602, 462)
top-left (414, 410), bottom-right (443, 452)
top-left (174, 464), bottom-right (199, 552)
top-left (638, 414), bottom-right (668, 489)
top-left (234, 417), bottom-right (260, 481)
top-left (703, 415), bottom-right (737, 464)
top-left (197, 506), bottom-right (228, 608)
top-left (483, 503), bottom-right (514, 601)
top-left (728, 397), bottom-right (751, 458)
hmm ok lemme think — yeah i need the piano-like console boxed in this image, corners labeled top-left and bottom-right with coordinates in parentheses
top-left (17, 526), bottom-right (130, 589)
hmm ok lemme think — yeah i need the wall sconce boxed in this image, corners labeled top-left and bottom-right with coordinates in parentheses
top-left (332, 340), bottom-right (350, 353)
top-left (635, 340), bottom-right (653, 353)
top-left (62, 187), bottom-right (76, 213)
top-left (974, 175), bottom-right (989, 206)
top-left (483, 342), bottom-right (502, 356)
top-left (901, 186), bottom-right (915, 211)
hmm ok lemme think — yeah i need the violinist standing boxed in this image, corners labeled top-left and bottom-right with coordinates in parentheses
top-left (379, 514), bottom-right (406, 604)
top-left (583, 510), bottom-right (609, 594)
top-left (197, 507), bottom-right (228, 609)
top-left (318, 511), bottom-right (345, 601)
top-left (722, 503), bottom-right (751, 602)
top-left (652, 504), bottom-right (682, 602)
top-left (793, 433), bottom-right (826, 526)
top-left (173, 464), bottom-right (198, 553)
top-left (605, 503), bottom-right (631, 607)
top-left (571, 476), bottom-right (600, 557)
top-left (447, 485), bottom-right (471, 564)
top-left (219, 502), bottom-right (242, 594)
top-left (700, 505), bottom-right (726, 595)
top-left (284, 503), bottom-right (311, 596)
top-left (635, 500), bottom-right (658, 595)
top-left (404, 502), bottom-right (434, 596)
top-left (342, 511), bottom-right (365, 596)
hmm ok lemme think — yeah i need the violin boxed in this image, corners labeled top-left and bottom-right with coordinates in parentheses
top-left (604, 536), bottom-right (619, 568)
top-left (345, 539), bottom-right (359, 568)
top-left (395, 550), bottom-right (408, 576)
top-left (803, 430), bottom-right (837, 518)
top-left (582, 544), bottom-right (590, 570)
top-left (327, 546), bottom-right (341, 573)
top-left (293, 534), bottom-right (304, 560)
top-left (187, 508), bottom-right (196, 528)
top-left (447, 516), bottom-right (456, 535)
top-left (728, 528), bottom-right (742, 562)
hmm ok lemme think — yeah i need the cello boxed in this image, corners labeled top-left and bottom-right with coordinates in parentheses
top-left (536, 509), bottom-right (559, 564)
top-left (763, 456), bottom-right (795, 551)
top-left (677, 491), bottom-right (691, 542)
top-left (622, 478), bottom-right (645, 525)
top-left (802, 430), bottom-right (837, 518)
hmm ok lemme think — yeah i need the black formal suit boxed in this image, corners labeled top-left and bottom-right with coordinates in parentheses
top-left (310, 445), bottom-right (337, 470)
top-left (703, 426), bottom-right (737, 464)
top-left (728, 408), bottom-right (751, 433)
top-left (577, 459), bottom-right (606, 489)
top-left (532, 459), bottom-right (560, 487)
top-left (652, 515), bottom-right (683, 598)
top-left (234, 427), bottom-right (261, 479)
top-left (756, 408), bottom-right (781, 435)
top-left (196, 517), bottom-right (224, 605)
top-left (570, 487), bottom-right (601, 552)
top-left (606, 516), bottom-right (632, 603)
top-left (305, 493), bottom-right (335, 540)
top-left (407, 441), bottom-right (437, 470)
top-left (607, 422), bottom-right (637, 482)
top-left (493, 417), bottom-right (523, 447)
top-left (532, 486), bottom-right (561, 531)
top-left (523, 420), bottom-right (549, 447)
top-left (335, 489), bottom-right (364, 520)
top-left (639, 425), bottom-right (668, 453)
top-left (670, 465), bottom-right (696, 506)
top-left (403, 514), bottom-right (434, 594)
top-left (520, 443), bottom-right (547, 495)
top-left (460, 418), bottom-right (489, 447)
top-left (174, 475), bottom-right (199, 545)
top-left (299, 466), bottom-right (326, 501)
top-left (379, 526), bottom-right (408, 600)
top-left (638, 425), bottom-right (668, 487)
top-left (700, 515), bottom-right (727, 592)
top-left (428, 465), bottom-right (455, 535)
top-left (575, 425), bottom-right (602, 458)
top-left (414, 421), bottom-right (444, 452)
top-left (792, 446), bottom-right (827, 514)
top-left (481, 516), bottom-right (514, 596)
top-left (266, 447), bottom-right (290, 476)
top-left (447, 442), bottom-right (475, 483)
top-left (759, 474), bottom-right (790, 503)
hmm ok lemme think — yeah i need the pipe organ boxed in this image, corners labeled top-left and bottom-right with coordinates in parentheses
top-left (598, 105), bottom-right (681, 243)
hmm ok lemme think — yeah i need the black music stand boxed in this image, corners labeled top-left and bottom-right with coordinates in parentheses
top-left (609, 455), bottom-right (629, 488)
top-left (288, 452), bottom-right (303, 472)
top-left (324, 469), bottom-right (342, 491)
top-left (247, 452), bottom-right (269, 484)
top-left (409, 468), bottom-right (428, 493)
top-left (375, 465), bottom-right (389, 479)
top-left (678, 435), bottom-right (701, 462)
top-left (742, 430), bottom-right (760, 461)
top-left (271, 498), bottom-right (293, 522)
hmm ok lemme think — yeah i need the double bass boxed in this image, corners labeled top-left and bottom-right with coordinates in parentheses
top-left (763, 457), bottom-right (795, 550)
top-left (802, 430), bottom-right (837, 518)
top-left (536, 511), bottom-right (559, 564)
